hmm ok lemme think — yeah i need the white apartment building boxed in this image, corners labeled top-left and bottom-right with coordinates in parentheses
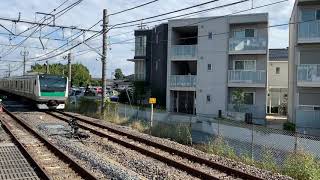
top-left (166, 13), bottom-right (268, 119)
top-left (267, 49), bottom-right (288, 114)
top-left (289, 0), bottom-right (320, 133)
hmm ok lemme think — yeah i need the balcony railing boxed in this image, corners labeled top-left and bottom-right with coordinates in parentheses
top-left (229, 37), bottom-right (267, 52)
top-left (296, 105), bottom-right (320, 127)
top-left (228, 70), bottom-right (266, 84)
top-left (227, 104), bottom-right (266, 118)
top-left (134, 74), bottom-right (145, 81)
top-left (297, 64), bottom-right (320, 84)
top-left (171, 45), bottom-right (197, 60)
top-left (170, 75), bottom-right (196, 88)
top-left (299, 20), bottom-right (320, 41)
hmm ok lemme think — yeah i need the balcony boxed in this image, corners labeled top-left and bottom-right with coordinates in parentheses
top-left (229, 37), bottom-right (267, 54)
top-left (171, 45), bottom-right (197, 60)
top-left (228, 70), bottom-right (266, 87)
top-left (298, 20), bottom-right (320, 43)
top-left (170, 75), bottom-right (196, 90)
top-left (297, 64), bottom-right (320, 87)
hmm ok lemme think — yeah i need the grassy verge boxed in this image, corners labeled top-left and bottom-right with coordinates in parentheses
top-left (194, 136), bottom-right (320, 180)
top-left (66, 99), bottom-right (320, 179)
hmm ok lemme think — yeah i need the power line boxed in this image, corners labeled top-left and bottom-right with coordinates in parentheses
top-left (112, 0), bottom-right (249, 29)
top-left (111, 0), bottom-right (221, 27)
top-left (0, 16), bottom-right (100, 33)
top-left (25, 0), bottom-right (242, 61)
top-left (0, 0), bottom-right (84, 58)
top-left (108, 0), bottom-right (159, 16)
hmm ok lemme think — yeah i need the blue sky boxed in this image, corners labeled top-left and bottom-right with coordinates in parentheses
top-left (0, 0), bottom-right (295, 78)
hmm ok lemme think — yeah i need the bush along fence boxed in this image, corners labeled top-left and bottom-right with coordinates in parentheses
top-left (67, 98), bottom-right (320, 179)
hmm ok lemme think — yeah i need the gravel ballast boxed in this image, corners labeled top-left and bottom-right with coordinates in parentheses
top-left (16, 112), bottom-right (199, 180)
top-left (63, 111), bottom-right (293, 180)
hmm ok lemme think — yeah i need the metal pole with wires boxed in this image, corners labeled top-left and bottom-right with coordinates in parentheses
top-left (20, 48), bottom-right (29, 75)
top-left (68, 52), bottom-right (72, 92)
top-left (101, 9), bottom-right (108, 117)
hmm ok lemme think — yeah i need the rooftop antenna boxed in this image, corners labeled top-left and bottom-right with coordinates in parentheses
top-left (138, 20), bottom-right (146, 29)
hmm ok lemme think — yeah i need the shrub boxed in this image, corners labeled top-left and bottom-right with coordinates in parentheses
top-left (256, 149), bottom-right (278, 172)
top-left (283, 122), bottom-right (296, 132)
top-left (207, 136), bottom-right (238, 160)
top-left (282, 151), bottom-right (320, 180)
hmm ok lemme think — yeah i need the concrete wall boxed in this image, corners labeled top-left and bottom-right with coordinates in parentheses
top-left (268, 61), bottom-right (288, 88)
top-left (196, 16), bottom-right (229, 116)
top-left (288, 1), bottom-right (299, 122)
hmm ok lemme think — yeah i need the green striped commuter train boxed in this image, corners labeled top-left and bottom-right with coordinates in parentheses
top-left (0, 74), bottom-right (68, 109)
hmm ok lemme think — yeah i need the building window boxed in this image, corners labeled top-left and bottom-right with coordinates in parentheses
top-left (276, 67), bottom-right (280, 74)
top-left (207, 64), bottom-right (212, 71)
top-left (206, 95), bottom-right (211, 103)
top-left (208, 32), bottom-right (213, 39)
top-left (244, 92), bottom-right (254, 105)
top-left (234, 60), bottom-right (256, 70)
top-left (135, 36), bottom-right (146, 56)
top-left (233, 29), bottom-right (256, 38)
top-left (301, 9), bottom-right (320, 21)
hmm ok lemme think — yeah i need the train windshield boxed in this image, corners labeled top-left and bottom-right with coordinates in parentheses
top-left (39, 75), bottom-right (67, 92)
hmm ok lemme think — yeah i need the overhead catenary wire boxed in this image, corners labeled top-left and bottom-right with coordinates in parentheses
top-left (33, 0), bottom-right (288, 64)
top-left (108, 0), bottom-right (159, 16)
top-left (0, 0), bottom-right (84, 58)
top-left (26, 0), bottom-right (244, 61)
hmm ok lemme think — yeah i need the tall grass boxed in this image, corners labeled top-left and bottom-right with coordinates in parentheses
top-left (151, 122), bottom-right (192, 145)
top-left (196, 136), bottom-right (320, 180)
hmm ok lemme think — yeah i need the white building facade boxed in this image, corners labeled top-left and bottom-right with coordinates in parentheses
top-left (267, 49), bottom-right (288, 115)
top-left (166, 14), bottom-right (268, 119)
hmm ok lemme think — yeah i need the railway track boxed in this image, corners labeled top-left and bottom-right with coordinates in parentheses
top-left (0, 108), bottom-right (98, 180)
top-left (48, 111), bottom-right (264, 180)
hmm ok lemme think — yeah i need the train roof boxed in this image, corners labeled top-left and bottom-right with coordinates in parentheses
top-left (1, 74), bottom-right (66, 80)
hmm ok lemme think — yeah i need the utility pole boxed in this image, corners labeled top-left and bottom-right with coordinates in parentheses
top-left (46, 60), bottom-right (49, 74)
top-left (101, 9), bottom-right (108, 116)
top-left (20, 48), bottom-right (29, 75)
top-left (68, 52), bottom-right (72, 92)
top-left (7, 64), bottom-right (10, 77)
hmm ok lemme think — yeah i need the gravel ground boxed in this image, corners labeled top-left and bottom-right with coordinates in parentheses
top-left (17, 112), bottom-right (199, 180)
top-left (64, 111), bottom-right (293, 180)
top-left (0, 119), bottom-right (12, 143)
top-left (1, 113), bottom-right (88, 180)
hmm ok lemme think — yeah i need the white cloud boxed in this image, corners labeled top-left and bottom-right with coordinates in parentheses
top-left (0, 0), bottom-right (295, 77)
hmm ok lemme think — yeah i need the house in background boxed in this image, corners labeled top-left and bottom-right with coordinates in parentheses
top-left (289, 0), bottom-right (320, 135)
top-left (267, 49), bottom-right (288, 115)
top-left (127, 23), bottom-right (168, 107)
top-left (166, 13), bottom-right (268, 119)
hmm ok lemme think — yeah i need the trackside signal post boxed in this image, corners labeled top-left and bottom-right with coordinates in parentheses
top-left (149, 98), bottom-right (156, 128)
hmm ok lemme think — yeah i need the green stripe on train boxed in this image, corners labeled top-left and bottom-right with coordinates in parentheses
top-left (40, 92), bottom-right (65, 97)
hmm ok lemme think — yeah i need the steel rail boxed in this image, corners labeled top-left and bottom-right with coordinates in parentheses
top-left (52, 111), bottom-right (264, 180)
top-left (47, 111), bottom-right (220, 179)
top-left (2, 108), bottom-right (98, 180)
top-left (0, 119), bottom-right (52, 180)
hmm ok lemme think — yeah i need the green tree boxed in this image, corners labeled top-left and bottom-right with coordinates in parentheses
top-left (31, 63), bottom-right (91, 87)
top-left (114, 68), bottom-right (124, 79)
top-left (232, 88), bottom-right (244, 112)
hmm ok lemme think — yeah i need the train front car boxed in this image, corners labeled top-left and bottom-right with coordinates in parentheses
top-left (37, 75), bottom-right (68, 109)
